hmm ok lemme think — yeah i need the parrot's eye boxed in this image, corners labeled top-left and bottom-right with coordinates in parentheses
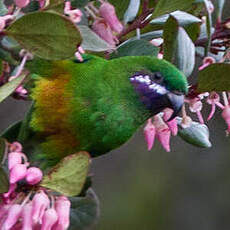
top-left (150, 72), bottom-right (163, 82)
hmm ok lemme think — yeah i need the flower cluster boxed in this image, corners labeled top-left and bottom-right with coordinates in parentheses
top-left (85, 1), bottom-right (123, 46)
top-left (0, 142), bottom-right (71, 230)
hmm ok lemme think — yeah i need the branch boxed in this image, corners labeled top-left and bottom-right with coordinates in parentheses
top-left (117, 7), bottom-right (154, 40)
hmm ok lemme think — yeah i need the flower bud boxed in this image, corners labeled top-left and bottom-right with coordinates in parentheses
top-left (1, 204), bottom-right (22, 230)
top-left (26, 167), bottom-right (43, 185)
top-left (14, 0), bottom-right (30, 8)
top-left (10, 164), bottom-right (27, 184)
top-left (92, 18), bottom-right (118, 46)
top-left (55, 196), bottom-right (71, 230)
top-left (68, 9), bottom-right (82, 23)
top-left (8, 152), bottom-right (23, 170)
top-left (22, 202), bottom-right (33, 230)
top-left (32, 191), bottom-right (50, 224)
top-left (163, 108), bottom-right (178, 136)
top-left (41, 208), bottom-right (58, 230)
top-left (153, 115), bottom-right (171, 152)
top-left (99, 2), bottom-right (123, 33)
top-left (222, 106), bottom-right (230, 133)
top-left (144, 119), bottom-right (156, 151)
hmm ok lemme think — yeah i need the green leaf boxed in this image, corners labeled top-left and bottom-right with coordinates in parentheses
top-left (0, 0), bottom-right (7, 16)
top-left (123, 0), bottom-right (141, 24)
top-left (69, 188), bottom-right (100, 230)
top-left (0, 73), bottom-right (27, 103)
top-left (216, 0), bottom-right (225, 21)
top-left (163, 16), bottom-right (195, 77)
top-left (0, 48), bottom-right (19, 65)
top-left (0, 167), bottom-right (9, 193)
top-left (198, 63), bottom-right (230, 92)
top-left (178, 119), bottom-right (212, 148)
top-left (44, 0), bottom-right (64, 13)
top-left (110, 39), bottom-right (159, 59)
top-left (151, 10), bottom-right (201, 26)
top-left (70, 0), bottom-right (90, 8)
top-left (152, 0), bottom-right (197, 18)
top-left (41, 152), bottom-right (90, 196)
top-left (6, 12), bottom-right (82, 60)
top-left (1, 121), bottom-right (22, 142)
top-left (150, 11), bottom-right (201, 41)
top-left (0, 138), bottom-right (7, 163)
top-left (78, 25), bottom-right (113, 52)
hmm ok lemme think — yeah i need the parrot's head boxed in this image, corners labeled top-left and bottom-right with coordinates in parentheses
top-left (129, 57), bottom-right (188, 120)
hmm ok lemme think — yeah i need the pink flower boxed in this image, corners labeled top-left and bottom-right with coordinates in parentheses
top-left (99, 2), bottom-right (123, 33)
top-left (10, 163), bottom-right (27, 184)
top-left (54, 196), bottom-right (71, 230)
top-left (188, 98), bottom-right (204, 124)
top-left (41, 208), bottom-right (58, 230)
top-left (163, 108), bottom-right (178, 136)
top-left (199, 56), bottom-right (215, 71)
top-left (1, 204), bottom-right (22, 230)
top-left (221, 106), bottom-right (230, 134)
top-left (26, 167), bottom-right (43, 185)
top-left (206, 92), bottom-right (224, 121)
top-left (153, 115), bottom-right (171, 152)
top-left (21, 202), bottom-right (33, 230)
top-left (144, 119), bottom-right (156, 151)
top-left (8, 152), bottom-right (22, 170)
top-left (14, 0), bottom-right (30, 8)
top-left (64, 2), bottom-right (82, 23)
top-left (92, 18), bottom-right (118, 46)
top-left (32, 191), bottom-right (50, 224)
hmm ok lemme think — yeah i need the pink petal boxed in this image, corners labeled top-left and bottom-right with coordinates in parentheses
top-left (156, 128), bottom-right (171, 152)
top-left (1, 204), bottom-right (22, 230)
top-left (99, 2), bottom-right (123, 33)
top-left (144, 119), bottom-right (156, 151)
top-left (22, 202), bottom-right (33, 230)
top-left (14, 0), bottom-right (30, 8)
top-left (10, 164), bottom-right (27, 184)
top-left (8, 152), bottom-right (22, 170)
top-left (26, 167), bottom-right (43, 185)
top-left (41, 208), bottom-right (58, 230)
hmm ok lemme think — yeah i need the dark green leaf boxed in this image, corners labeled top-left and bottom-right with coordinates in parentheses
top-left (0, 48), bottom-right (19, 65)
top-left (152, 0), bottom-right (197, 18)
top-left (41, 152), bottom-right (90, 196)
top-left (0, 73), bottom-right (27, 103)
top-left (1, 121), bottom-right (22, 142)
top-left (110, 39), bottom-right (159, 59)
top-left (78, 25), bottom-right (113, 52)
top-left (198, 63), bottom-right (230, 92)
top-left (0, 138), bottom-right (7, 163)
top-left (44, 0), bottom-right (64, 13)
top-left (163, 16), bottom-right (195, 77)
top-left (0, 167), bottom-right (9, 193)
top-left (0, 0), bottom-right (7, 16)
top-left (6, 12), bottom-right (82, 60)
top-left (69, 188), bottom-right (100, 230)
top-left (22, 0), bottom-right (40, 13)
top-left (178, 119), bottom-right (212, 148)
top-left (124, 0), bottom-right (141, 23)
top-left (71, 0), bottom-right (90, 8)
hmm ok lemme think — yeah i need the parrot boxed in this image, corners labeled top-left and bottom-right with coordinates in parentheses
top-left (10, 54), bottom-right (188, 167)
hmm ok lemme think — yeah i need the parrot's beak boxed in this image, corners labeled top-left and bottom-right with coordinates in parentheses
top-left (166, 92), bottom-right (184, 121)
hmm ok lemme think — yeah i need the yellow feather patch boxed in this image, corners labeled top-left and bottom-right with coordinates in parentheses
top-left (30, 68), bottom-right (79, 157)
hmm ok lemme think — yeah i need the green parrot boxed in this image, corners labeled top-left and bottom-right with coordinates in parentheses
top-left (13, 54), bottom-right (188, 167)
